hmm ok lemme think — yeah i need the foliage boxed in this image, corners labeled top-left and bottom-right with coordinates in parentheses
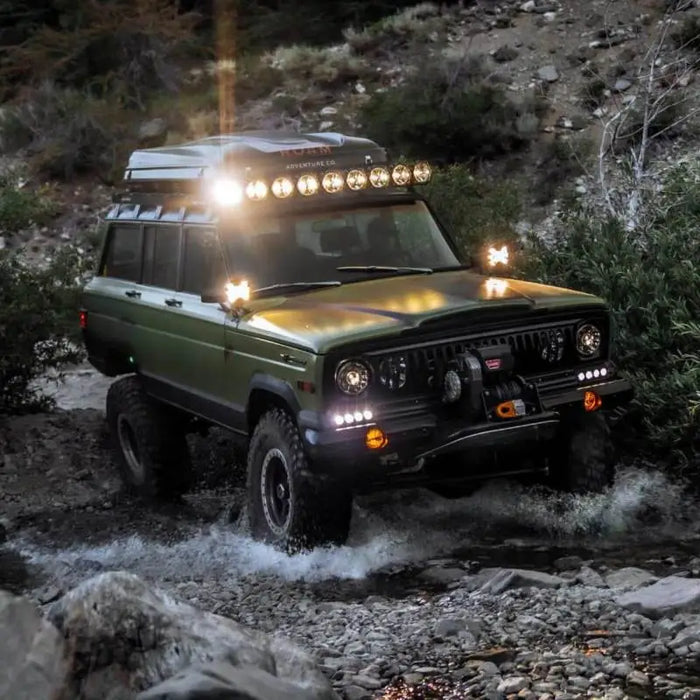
top-left (0, 0), bottom-right (199, 107)
top-left (672, 14), bottom-right (700, 53)
top-left (524, 163), bottom-right (700, 466)
top-left (360, 54), bottom-right (544, 163)
top-left (0, 169), bottom-right (60, 232)
top-left (0, 243), bottom-right (96, 414)
top-left (418, 164), bottom-right (522, 259)
top-left (0, 82), bottom-right (133, 181)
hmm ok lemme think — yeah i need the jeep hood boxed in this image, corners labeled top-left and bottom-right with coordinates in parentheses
top-left (238, 270), bottom-right (605, 353)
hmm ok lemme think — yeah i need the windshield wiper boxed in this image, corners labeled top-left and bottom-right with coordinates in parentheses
top-left (336, 265), bottom-right (434, 275)
top-left (253, 280), bottom-right (342, 297)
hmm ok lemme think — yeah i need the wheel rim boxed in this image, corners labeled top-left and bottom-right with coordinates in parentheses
top-left (260, 448), bottom-right (292, 535)
top-left (117, 414), bottom-right (145, 483)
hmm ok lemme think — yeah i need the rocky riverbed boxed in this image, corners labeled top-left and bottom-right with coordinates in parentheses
top-left (2, 367), bottom-right (700, 699)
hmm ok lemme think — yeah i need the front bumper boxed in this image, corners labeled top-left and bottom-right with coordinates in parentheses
top-left (299, 376), bottom-right (633, 475)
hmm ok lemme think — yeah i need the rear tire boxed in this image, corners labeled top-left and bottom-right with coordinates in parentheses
top-left (247, 408), bottom-right (352, 551)
top-left (106, 376), bottom-right (193, 500)
top-left (548, 412), bottom-right (614, 494)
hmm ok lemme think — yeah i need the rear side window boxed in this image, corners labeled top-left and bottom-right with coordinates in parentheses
top-left (101, 225), bottom-right (142, 281)
top-left (143, 225), bottom-right (181, 290)
top-left (182, 227), bottom-right (227, 295)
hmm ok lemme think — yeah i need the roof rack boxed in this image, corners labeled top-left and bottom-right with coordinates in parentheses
top-left (123, 131), bottom-right (387, 188)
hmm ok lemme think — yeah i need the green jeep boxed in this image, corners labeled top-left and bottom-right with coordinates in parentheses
top-left (81, 131), bottom-right (632, 549)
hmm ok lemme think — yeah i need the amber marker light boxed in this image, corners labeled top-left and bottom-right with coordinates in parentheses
top-left (365, 427), bottom-right (388, 450)
top-left (583, 390), bottom-right (602, 412)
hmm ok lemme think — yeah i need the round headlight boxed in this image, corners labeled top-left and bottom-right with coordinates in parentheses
top-left (378, 355), bottom-right (407, 390)
top-left (336, 360), bottom-right (370, 396)
top-left (245, 180), bottom-right (268, 201)
top-left (540, 329), bottom-right (565, 363)
top-left (576, 323), bottom-right (602, 357)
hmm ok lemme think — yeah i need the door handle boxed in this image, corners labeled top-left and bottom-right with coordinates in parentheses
top-left (164, 298), bottom-right (182, 308)
top-left (125, 290), bottom-right (141, 298)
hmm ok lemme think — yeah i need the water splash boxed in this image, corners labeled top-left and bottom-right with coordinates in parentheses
top-left (19, 467), bottom-right (696, 589)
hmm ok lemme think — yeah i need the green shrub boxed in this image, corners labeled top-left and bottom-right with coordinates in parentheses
top-left (0, 244), bottom-right (96, 414)
top-left (419, 164), bottom-right (522, 259)
top-left (524, 163), bottom-right (700, 467)
top-left (0, 170), bottom-right (60, 232)
top-left (360, 54), bottom-right (544, 163)
top-left (0, 82), bottom-right (132, 181)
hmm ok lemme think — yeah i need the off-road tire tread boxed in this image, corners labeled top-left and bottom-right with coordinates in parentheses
top-left (106, 376), bottom-right (193, 500)
top-left (247, 408), bottom-right (351, 550)
top-left (550, 412), bottom-right (614, 494)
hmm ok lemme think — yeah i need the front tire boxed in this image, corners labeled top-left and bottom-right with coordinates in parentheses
top-left (247, 408), bottom-right (352, 551)
top-left (548, 411), bottom-right (614, 493)
top-left (106, 376), bottom-right (193, 500)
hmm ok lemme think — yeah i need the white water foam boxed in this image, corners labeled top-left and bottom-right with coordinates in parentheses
top-left (20, 467), bottom-right (695, 588)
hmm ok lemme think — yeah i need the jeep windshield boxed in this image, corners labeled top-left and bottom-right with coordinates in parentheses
top-left (221, 200), bottom-right (462, 291)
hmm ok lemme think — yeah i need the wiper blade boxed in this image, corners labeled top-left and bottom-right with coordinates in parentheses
top-left (336, 265), bottom-right (434, 274)
top-left (253, 280), bottom-right (342, 297)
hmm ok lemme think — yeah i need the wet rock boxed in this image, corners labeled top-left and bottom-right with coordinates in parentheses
top-left (669, 623), bottom-right (700, 649)
top-left (618, 577), bottom-right (700, 619)
top-left (554, 556), bottom-right (583, 571)
top-left (537, 65), bottom-right (559, 82)
top-left (475, 568), bottom-right (566, 594)
top-left (626, 669), bottom-right (650, 687)
top-left (49, 572), bottom-right (336, 700)
top-left (0, 590), bottom-right (68, 700)
top-left (605, 567), bottom-right (658, 590)
top-left (520, 1), bottom-right (536, 11)
top-left (138, 661), bottom-right (324, 700)
top-left (418, 566), bottom-right (467, 586)
top-left (576, 566), bottom-right (606, 587)
top-left (319, 106), bottom-right (338, 117)
top-left (497, 675), bottom-right (529, 693)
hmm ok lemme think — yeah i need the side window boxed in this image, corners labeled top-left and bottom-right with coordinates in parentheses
top-left (101, 224), bottom-right (142, 281)
top-left (143, 225), bottom-right (180, 290)
top-left (182, 227), bottom-right (226, 294)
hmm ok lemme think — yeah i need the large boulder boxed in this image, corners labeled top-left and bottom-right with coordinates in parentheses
top-left (0, 590), bottom-right (68, 700)
top-left (48, 571), bottom-right (337, 700)
top-left (617, 576), bottom-right (700, 619)
top-left (605, 567), bottom-right (658, 590)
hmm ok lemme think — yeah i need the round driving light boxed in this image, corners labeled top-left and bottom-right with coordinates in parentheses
top-left (336, 360), bottom-right (370, 396)
top-left (369, 167), bottom-right (390, 188)
top-left (391, 164), bottom-right (412, 186)
top-left (297, 174), bottom-right (319, 196)
top-left (333, 414), bottom-right (344, 427)
top-left (271, 177), bottom-right (294, 199)
top-left (365, 427), bottom-right (388, 450)
top-left (363, 409), bottom-right (373, 421)
top-left (578, 372), bottom-right (585, 382)
top-left (346, 169), bottom-right (368, 190)
top-left (585, 371), bottom-right (593, 380)
top-left (378, 356), bottom-right (407, 390)
top-left (593, 369), bottom-right (600, 378)
top-left (344, 413), bottom-right (354, 424)
top-left (354, 411), bottom-right (364, 423)
top-left (443, 369), bottom-right (462, 403)
top-left (212, 178), bottom-right (243, 206)
top-left (322, 171), bottom-right (344, 194)
top-left (245, 179), bottom-right (268, 201)
top-left (576, 323), bottom-right (602, 357)
top-left (413, 161), bottom-right (432, 184)
top-left (601, 367), bottom-right (608, 377)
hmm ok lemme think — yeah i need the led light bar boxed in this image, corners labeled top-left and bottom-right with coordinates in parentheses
top-left (331, 408), bottom-right (374, 428)
top-left (577, 366), bottom-right (609, 383)
top-left (241, 163), bottom-right (432, 201)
